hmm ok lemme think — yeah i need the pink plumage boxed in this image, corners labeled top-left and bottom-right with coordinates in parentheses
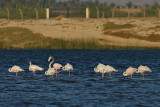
top-left (8, 65), bottom-right (24, 76)
top-left (29, 61), bottom-right (44, 76)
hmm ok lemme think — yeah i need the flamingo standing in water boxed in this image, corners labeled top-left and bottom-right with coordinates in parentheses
top-left (104, 65), bottom-right (118, 78)
top-left (137, 65), bottom-right (152, 77)
top-left (53, 63), bottom-right (62, 78)
top-left (62, 63), bottom-right (74, 77)
top-left (94, 63), bottom-right (106, 77)
top-left (8, 65), bottom-right (24, 76)
top-left (123, 67), bottom-right (138, 78)
top-left (29, 61), bottom-right (44, 76)
top-left (45, 56), bottom-right (56, 77)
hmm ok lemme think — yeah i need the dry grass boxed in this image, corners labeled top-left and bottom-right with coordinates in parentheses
top-left (103, 22), bottom-right (160, 42)
top-left (0, 27), bottom-right (103, 49)
top-left (0, 27), bottom-right (158, 49)
top-left (55, 15), bottom-right (65, 20)
top-left (104, 30), bottom-right (160, 42)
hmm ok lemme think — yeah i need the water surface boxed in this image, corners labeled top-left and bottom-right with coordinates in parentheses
top-left (0, 50), bottom-right (160, 106)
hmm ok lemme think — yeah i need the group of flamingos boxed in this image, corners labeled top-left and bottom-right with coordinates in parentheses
top-left (94, 63), bottom-right (152, 78)
top-left (8, 56), bottom-right (74, 77)
top-left (8, 56), bottom-right (152, 78)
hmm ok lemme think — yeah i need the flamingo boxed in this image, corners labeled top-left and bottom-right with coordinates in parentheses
top-left (29, 61), bottom-right (44, 76)
top-left (137, 65), bottom-right (152, 77)
top-left (94, 63), bottom-right (106, 77)
top-left (53, 63), bottom-right (62, 78)
top-left (45, 56), bottom-right (57, 77)
top-left (62, 63), bottom-right (74, 77)
top-left (123, 67), bottom-right (138, 78)
top-left (8, 65), bottom-right (24, 76)
top-left (104, 65), bottom-right (118, 78)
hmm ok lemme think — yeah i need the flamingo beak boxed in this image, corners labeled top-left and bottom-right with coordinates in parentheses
top-left (62, 67), bottom-right (65, 70)
top-left (149, 70), bottom-right (152, 72)
top-left (22, 70), bottom-right (24, 71)
top-left (42, 68), bottom-right (44, 70)
top-left (115, 70), bottom-right (118, 72)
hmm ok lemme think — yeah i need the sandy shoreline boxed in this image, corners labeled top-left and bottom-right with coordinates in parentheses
top-left (0, 17), bottom-right (160, 48)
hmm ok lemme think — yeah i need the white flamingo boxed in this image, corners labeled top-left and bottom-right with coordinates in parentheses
top-left (53, 63), bottom-right (62, 78)
top-left (104, 65), bottom-right (118, 78)
top-left (29, 61), bottom-right (44, 76)
top-left (8, 65), bottom-right (24, 76)
top-left (123, 67), bottom-right (138, 78)
top-left (62, 63), bottom-right (74, 77)
top-left (137, 65), bottom-right (152, 77)
top-left (94, 63), bottom-right (106, 77)
top-left (45, 56), bottom-right (56, 77)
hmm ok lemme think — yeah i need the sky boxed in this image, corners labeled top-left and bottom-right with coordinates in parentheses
top-left (57, 0), bottom-right (160, 5)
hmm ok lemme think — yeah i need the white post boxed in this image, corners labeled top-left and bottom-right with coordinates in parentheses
top-left (86, 7), bottom-right (90, 18)
top-left (46, 8), bottom-right (49, 19)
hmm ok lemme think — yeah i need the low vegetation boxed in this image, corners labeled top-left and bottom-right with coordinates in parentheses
top-left (0, 27), bottom-right (103, 49)
top-left (104, 31), bottom-right (160, 42)
top-left (0, 27), bottom-right (159, 49)
top-left (103, 22), bottom-right (160, 42)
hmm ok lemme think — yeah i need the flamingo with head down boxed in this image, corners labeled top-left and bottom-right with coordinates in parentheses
top-left (104, 65), bottom-right (118, 78)
top-left (123, 67), bottom-right (138, 78)
top-left (62, 63), bottom-right (74, 77)
top-left (45, 56), bottom-right (56, 77)
top-left (53, 63), bottom-right (62, 78)
top-left (94, 63), bottom-right (106, 77)
top-left (29, 61), bottom-right (44, 76)
top-left (8, 65), bottom-right (24, 76)
top-left (137, 65), bottom-right (152, 77)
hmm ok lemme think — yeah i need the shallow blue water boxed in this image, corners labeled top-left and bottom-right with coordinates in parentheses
top-left (0, 49), bottom-right (160, 106)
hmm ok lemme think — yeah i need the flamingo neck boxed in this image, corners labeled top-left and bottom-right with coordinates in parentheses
top-left (49, 58), bottom-right (54, 68)
top-left (29, 61), bottom-right (32, 66)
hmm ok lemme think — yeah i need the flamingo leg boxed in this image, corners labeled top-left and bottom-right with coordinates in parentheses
top-left (56, 71), bottom-right (58, 78)
top-left (16, 72), bottom-right (18, 76)
top-left (33, 71), bottom-right (35, 76)
top-left (102, 73), bottom-right (104, 77)
top-left (109, 73), bottom-right (111, 78)
top-left (69, 71), bottom-right (70, 77)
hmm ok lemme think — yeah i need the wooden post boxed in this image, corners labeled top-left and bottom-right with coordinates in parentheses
top-left (96, 7), bottom-right (99, 18)
top-left (86, 7), bottom-right (90, 18)
top-left (112, 9), bottom-right (115, 18)
top-left (18, 9), bottom-right (23, 20)
top-left (143, 9), bottom-right (146, 18)
top-left (6, 8), bottom-right (9, 20)
top-left (66, 7), bottom-right (70, 18)
top-left (102, 12), bottom-right (104, 18)
top-left (46, 8), bottom-right (49, 19)
top-left (157, 8), bottom-right (160, 17)
top-left (128, 9), bottom-right (130, 18)
top-left (35, 8), bottom-right (39, 19)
